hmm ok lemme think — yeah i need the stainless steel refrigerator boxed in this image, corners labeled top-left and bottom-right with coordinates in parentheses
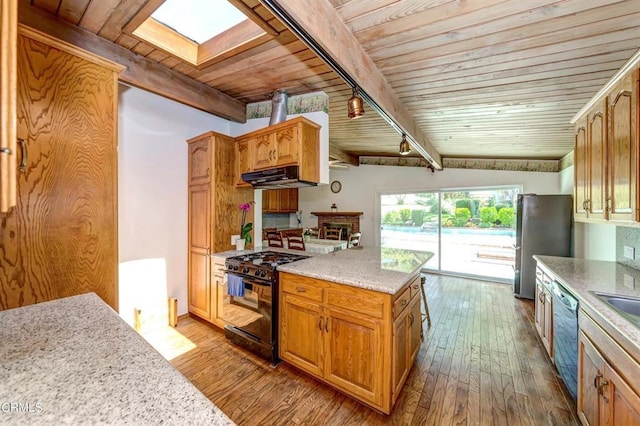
top-left (514, 194), bottom-right (573, 299)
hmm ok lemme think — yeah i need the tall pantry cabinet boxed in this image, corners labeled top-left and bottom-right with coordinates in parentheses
top-left (0, 28), bottom-right (122, 311)
top-left (187, 131), bottom-right (252, 324)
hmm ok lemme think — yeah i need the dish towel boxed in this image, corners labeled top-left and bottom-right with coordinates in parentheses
top-left (227, 274), bottom-right (245, 297)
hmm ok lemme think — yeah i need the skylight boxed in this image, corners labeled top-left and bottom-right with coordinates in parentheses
top-left (151, 0), bottom-right (248, 44)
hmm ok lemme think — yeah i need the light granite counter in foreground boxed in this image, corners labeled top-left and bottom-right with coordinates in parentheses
top-left (0, 293), bottom-right (234, 425)
top-left (534, 255), bottom-right (640, 356)
top-left (277, 246), bottom-right (434, 294)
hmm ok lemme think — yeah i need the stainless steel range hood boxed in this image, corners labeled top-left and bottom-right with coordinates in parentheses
top-left (241, 165), bottom-right (318, 189)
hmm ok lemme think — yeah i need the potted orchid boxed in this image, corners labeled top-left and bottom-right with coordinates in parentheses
top-left (238, 202), bottom-right (254, 250)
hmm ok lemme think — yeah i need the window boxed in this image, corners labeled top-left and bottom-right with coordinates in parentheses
top-left (125, 0), bottom-right (276, 68)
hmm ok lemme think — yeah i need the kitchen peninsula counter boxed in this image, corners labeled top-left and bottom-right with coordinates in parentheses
top-left (534, 255), bottom-right (640, 357)
top-left (277, 246), bottom-right (434, 294)
top-left (0, 293), bottom-right (233, 425)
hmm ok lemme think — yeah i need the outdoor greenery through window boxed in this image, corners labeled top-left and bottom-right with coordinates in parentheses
top-left (380, 186), bottom-right (521, 282)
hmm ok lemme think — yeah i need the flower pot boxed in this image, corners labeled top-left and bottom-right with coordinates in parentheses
top-left (236, 238), bottom-right (246, 251)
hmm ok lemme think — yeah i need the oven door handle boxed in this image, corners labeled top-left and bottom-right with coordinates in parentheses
top-left (226, 272), bottom-right (270, 288)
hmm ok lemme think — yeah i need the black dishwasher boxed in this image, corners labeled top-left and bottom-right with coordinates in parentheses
top-left (552, 281), bottom-right (579, 401)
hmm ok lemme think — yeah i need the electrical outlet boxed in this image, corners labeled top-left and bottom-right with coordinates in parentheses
top-left (624, 274), bottom-right (635, 289)
top-left (624, 246), bottom-right (635, 260)
top-left (231, 234), bottom-right (240, 245)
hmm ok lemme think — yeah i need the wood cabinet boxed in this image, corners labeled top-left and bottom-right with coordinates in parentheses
top-left (578, 311), bottom-right (640, 425)
top-left (262, 188), bottom-right (298, 213)
top-left (392, 282), bottom-right (421, 400)
top-left (534, 266), bottom-right (553, 359)
top-left (211, 257), bottom-right (226, 328)
top-left (0, 0), bottom-right (17, 213)
top-left (187, 131), bottom-right (252, 325)
top-left (234, 139), bottom-right (252, 187)
top-left (573, 67), bottom-right (638, 223)
top-left (235, 117), bottom-right (320, 186)
top-left (0, 29), bottom-right (121, 311)
top-left (279, 271), bottom-right (421, 414)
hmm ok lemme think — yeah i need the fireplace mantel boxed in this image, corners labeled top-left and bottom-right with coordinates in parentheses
top-left (311, 212), bottom-right (363, 217)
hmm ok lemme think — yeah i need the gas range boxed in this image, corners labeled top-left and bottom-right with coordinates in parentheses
top-left (224, 251), bottom-right (310, 282)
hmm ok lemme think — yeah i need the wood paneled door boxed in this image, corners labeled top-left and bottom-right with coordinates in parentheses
top-left (0, 28), bottom-right (122, 311)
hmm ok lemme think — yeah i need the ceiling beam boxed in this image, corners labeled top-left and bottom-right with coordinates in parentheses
top-left (329, 145), bottom-right (359, 166)
top-left (18, 2), bottom-right (246, 123)
top-left (259, 0), bottom-right (442, 169)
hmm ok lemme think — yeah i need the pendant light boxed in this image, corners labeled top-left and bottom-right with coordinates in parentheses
top-left (399, 134), bottom-right (411, 155)
top-left (347, 87), bottom-right (364, 119)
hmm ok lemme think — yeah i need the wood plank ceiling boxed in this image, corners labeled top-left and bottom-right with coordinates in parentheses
top-left (26, 0), bottom-right (640, 162)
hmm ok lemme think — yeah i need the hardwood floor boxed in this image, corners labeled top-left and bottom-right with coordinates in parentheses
top-left (168, 275), bottom-right (579, 425)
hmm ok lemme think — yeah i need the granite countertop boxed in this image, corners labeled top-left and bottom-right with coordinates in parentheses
top-left (534, 255), bottom-right (640, 355)
top-left (277, 247), bottom-right (434, 294)
top-left (0, 293), bottom-right (234, 425)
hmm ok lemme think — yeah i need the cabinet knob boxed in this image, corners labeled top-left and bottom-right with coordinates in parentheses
top-left (402, 299), bottom-right (409, 307)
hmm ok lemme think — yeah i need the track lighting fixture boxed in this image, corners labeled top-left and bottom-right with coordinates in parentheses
top-left (347, 86), bottom-right (364, 119)
top-left (399, 134), bottom-right (411, 155)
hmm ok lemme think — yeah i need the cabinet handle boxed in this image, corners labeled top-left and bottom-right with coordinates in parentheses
top-left (598, 379), bottom-right (609, 395)
top-left (409, 313), bottom-right (414, 326)
top-left (325, 317), bottom-right (329, 332)
top-left (17, 138), bottom-right (27, 172)
top-left (594, 373), bottom-right (602, 388)
top-left (318, 317), bottom-right (322, 331)
top-left (412, 284), bottom-right (419, 290)
top-left (401, 299), bottom-right (409, 307)
top-left (295, 287), bottom-right (306, 293)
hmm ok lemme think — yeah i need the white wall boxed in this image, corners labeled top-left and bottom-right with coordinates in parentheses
top-left (559, 166), bottom-right (616, 261)
top-left (118, 85), bottom-right (232, 315)
top-left (299, 165), bottom-right (561, 246)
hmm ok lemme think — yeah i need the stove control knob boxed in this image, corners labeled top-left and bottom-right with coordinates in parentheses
top-left (233, 265), bottom-right (239, 271)
top-left (260, 270), bottom-right (267, 277)
top-left (254, 270), bottom-right (260, 276)
top-left (242, 267), bottom-right (249, 274)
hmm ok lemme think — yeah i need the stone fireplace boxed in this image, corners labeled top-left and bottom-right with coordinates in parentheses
top-left (311, 212), bottom-right (363, 239)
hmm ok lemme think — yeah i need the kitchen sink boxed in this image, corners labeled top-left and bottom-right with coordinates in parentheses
top-left (592, 292), bottom-right (640, 327)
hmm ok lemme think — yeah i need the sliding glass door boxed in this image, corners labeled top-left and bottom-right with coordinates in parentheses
top-left (380, 192), bottom-right (439, 270)
top-left (379, 186), bottom-right (520, 282)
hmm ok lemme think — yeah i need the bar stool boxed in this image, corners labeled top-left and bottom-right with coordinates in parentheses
top-left (420, 275), bottom-right (431, 327)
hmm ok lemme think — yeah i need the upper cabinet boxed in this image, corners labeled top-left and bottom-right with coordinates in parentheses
top-left (573, 60), bottom-right (639, 223)
top-left (0, 0), bottom-right (18, 213)
top-left (263, 188), bottom-right (298, 213)
top-left (235, 117), bottom-right (321, 187)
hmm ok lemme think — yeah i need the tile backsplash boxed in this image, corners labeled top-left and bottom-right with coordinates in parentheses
top-left (616, 226), bottom-right (640, 269)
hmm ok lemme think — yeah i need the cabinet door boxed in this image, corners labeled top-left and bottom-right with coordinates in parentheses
top-left (210, 261), bottom-right (225, 326)
top-left (603, 363), bottom-right (640, 425)
top-left (188, 138), bottom-right (210, 185)
top-left (235, 140), bottom-right (252, 187)
top-left (324, 307), bottom-right (383, 405)
top-left (392, 312), bottom-right (408, 399)
top-left (543, 288), bottom-right (553, 358)
top-left (188, 185), bottom-right (211, 318)
top-left (262, 189), bottom-right (280, 213)
top-left (534, 282), bottom-right (545, 339)
top-left (588, 104), bottom-right (607, 219)
top-left (273, 124), bottom-right (299, 166)
top-left (0, 0), bottom-right (17, 213)
top-left (607, 73), bottom-right (637, 222)
top-left (286, 188), bottom-right (298, 212)
top-left (252, 134), bottom-right (275, 169)
top-left (408, 296), bottom-right (422, 363)
top-left (578, 332), bottom-right (603, 426)
top-left (575, 121), bottom-right (588, 218)
top-left (280, 293), bottom-right (324, 377)
top-left (1, 33), bottom-right (118, 311)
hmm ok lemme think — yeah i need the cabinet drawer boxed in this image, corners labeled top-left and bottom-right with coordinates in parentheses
top-left (393, 287), bottom-right (411, 318)
top-left (327, 288), bottom-right (385, 319)
top-left (408, 276), bottom-right (421, 300)
top-left (281, 275), bottom-right (324, 302)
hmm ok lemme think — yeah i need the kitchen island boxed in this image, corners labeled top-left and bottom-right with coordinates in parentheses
top-left (0, 293), bottom-right (233, 425)
top-left (276, 246), bottom-right (434, 414)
